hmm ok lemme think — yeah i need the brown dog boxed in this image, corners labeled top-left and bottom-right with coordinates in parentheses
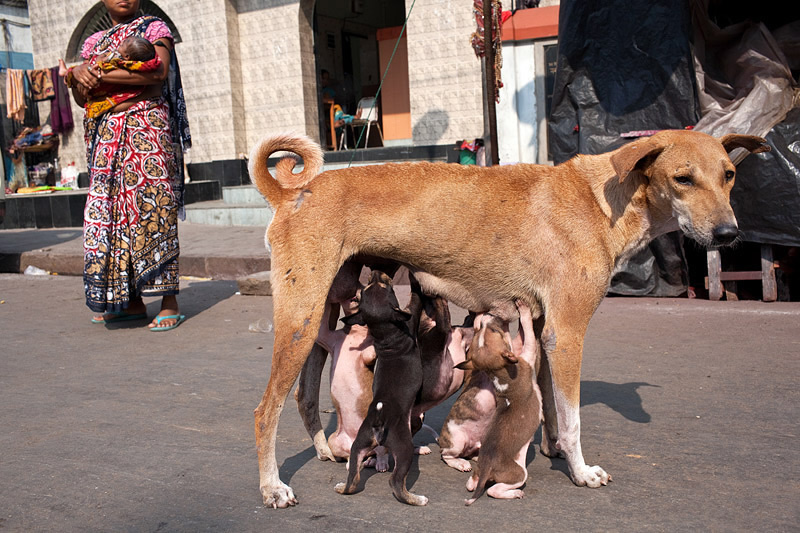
top-left (249, 130), bottom-right (768, 507)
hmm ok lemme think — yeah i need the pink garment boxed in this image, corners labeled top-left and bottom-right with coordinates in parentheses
top-left (81, 19), bottom-right (171, 60)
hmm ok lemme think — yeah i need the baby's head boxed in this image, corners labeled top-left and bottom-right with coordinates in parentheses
top-left (119, 36), bottom-right (156, 62)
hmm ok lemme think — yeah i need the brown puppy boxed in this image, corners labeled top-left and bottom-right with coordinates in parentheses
top-left (248, 130), bottom-right (768, 507)
top-left (461, 304), bottom-right (541, 505)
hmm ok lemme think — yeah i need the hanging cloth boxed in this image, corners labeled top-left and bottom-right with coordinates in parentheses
top-left (50, 66), bottom-right (74, 133)
top-left (27, 68), bottom-right (55, 101)
top-left (470, 0), bottom-right (504, 103)
top-left (6, 69), bottom-right (27, 121)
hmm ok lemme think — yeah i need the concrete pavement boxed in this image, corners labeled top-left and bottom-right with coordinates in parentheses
top-left (0, 222), bottom-right (271, 281)
top-left (1, 273), bottom-right (798, 531)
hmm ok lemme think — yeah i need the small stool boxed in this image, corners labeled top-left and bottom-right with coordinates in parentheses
top-left (706, 244), bottom-right (777, 301)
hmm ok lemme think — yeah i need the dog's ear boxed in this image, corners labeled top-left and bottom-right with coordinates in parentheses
top-left (609, 138), bottom-right (666, 182)
top-left (719, 134), bottom-right (771, 155)
top-left (392, 307), bottom-right (413, 322)
top-left (455, 359), bottom-right (474, 370)
top-left (340, 311), bottom-right (365, 327)
top-left (501, 351), bottom-right (518, 364)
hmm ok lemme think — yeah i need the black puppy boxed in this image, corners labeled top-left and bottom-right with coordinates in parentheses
top-left (334, 270), bottom-right (428, 506)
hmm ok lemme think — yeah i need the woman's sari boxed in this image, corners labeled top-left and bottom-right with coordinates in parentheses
top-left (82, 16), bottom-right (189, 313)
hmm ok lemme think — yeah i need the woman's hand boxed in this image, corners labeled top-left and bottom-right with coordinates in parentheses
top-left (71, 62), bottom-right (101, 91)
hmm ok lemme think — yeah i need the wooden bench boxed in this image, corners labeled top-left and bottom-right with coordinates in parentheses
top-left (706, 244), bottom-right (777, 301)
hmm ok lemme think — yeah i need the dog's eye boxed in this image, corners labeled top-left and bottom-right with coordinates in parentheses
top-left (674, 175), bottom-right (693, 186)
top-left (725, 170), bottom-right (735, 182)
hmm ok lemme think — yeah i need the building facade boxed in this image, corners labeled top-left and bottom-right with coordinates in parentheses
top-left (26, 0), bottom-right (488, 173)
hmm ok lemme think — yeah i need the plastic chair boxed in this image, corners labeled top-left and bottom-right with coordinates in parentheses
top-left (348, 97), bottom-right (384, 148)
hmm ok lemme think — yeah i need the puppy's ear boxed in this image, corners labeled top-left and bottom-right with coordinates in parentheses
top-left (610, 137), bottom-right (665, 182)
top-left (501, 351), bottom-right (518, 364)
top-left (392, 307), bottom-right (413, 322)
top-left (719, 134), bottom-right (770, 154)
top-left (455, 360), bottom-right (474, 370)
top-left (340, 311), bottom-right (365, 327)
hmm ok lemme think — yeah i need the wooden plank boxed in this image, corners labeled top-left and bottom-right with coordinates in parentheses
top-left (761, 244), bottom-right (777, 302)
top-left (719, 271), bottom-right (762, 281)
top-left (707, 250), bottom-right (723, 301)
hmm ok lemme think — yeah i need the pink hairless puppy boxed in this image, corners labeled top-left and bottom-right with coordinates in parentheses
top-left (313, 293), bottom-right (380, 462)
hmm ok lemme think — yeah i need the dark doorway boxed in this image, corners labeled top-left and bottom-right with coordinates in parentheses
top-left (313, 0), bottom-right (406, 150)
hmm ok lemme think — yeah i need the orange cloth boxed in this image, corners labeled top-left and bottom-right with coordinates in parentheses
top-left (6, 69), bottom-right (26, 121)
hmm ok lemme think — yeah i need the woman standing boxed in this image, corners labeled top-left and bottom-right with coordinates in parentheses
top-left (68, 0), bottom-right (191, 331)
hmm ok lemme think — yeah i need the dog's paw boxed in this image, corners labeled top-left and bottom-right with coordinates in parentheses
top-left (408, 494), bottom-right (429, 506)
top-left (375, 455), bottom-right (390, 472)
top-left (414, 445), bottom-right (432, 455)
top-left (313, 434), bottom-right (336, 462)
top-left (334, 482), bottom-right (347, 494)
top-left (443, 457), bottom-right (472, 472)
top-left (539, 438), bottom-right (564, 459)
top-left (488, 487), bottom-right (525, 500)
top-left (571, 464), bottom-right (612, 488)
top-left (261, 481), bottom-right (297, 508)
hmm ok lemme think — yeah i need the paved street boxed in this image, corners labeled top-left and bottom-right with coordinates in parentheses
top-left (1, 273), bottom-right (798, 532)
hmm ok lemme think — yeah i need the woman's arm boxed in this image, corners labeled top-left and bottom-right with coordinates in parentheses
top-left (97, 38), bottom-right (172, 87)
top-left (67, 61), bottom-right (97, 106)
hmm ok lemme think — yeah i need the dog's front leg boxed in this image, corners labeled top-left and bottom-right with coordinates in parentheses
top-left (533, 316), bottom-right (560, 458)
top-left (295, 342), bottom-right (335, 461)
top-left (543, 322), bottom-right (611, 488)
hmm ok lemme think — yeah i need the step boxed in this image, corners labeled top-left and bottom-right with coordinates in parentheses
top-left (223, 185), bottom-right (268, 205)
top-left (183, 200), bottom-right (273, 227)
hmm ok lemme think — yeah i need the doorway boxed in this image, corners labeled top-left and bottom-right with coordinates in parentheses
top-left (313, 0), bottom-right (407, 150)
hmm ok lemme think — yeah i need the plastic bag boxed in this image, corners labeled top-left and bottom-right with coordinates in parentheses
top-left (59, 161), bottom-right (79, 189)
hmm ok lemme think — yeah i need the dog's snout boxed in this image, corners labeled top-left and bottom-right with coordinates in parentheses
top-left (712, 224), bottom-right (739, 245)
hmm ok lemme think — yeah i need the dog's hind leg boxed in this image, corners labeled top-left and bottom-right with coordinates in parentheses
top-left (254, 265), bottom-right (334, 508)
top-left (387, 425), bottom-right (428, 506)
top-left (335, 421), bottom-right (378, 495)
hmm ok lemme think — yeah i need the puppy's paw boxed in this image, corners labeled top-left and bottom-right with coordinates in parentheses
top-left (409, 494), bottom-right (428, 506)
top-left (375, 455), bottom-right (390, 472)
top-left (313, 431), bottom-right (335, 461)
top-left (261, 481), bottom-right (297, 508)
top-left (571, 464), bottom-right (612, 488)
top-left (442, 457), bottom-right (472, 472)
top-left (539, 435), bottom-right (563, 458)
top-left (414, 445), bottom-right (432, 455)
top-left (334, 482), bottom-right (347, 494)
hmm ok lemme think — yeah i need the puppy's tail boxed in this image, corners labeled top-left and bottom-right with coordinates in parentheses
top-left (247, 133), bottom-right (324, 205)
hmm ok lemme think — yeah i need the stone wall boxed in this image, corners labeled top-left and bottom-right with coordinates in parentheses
top-left (25, 0), bottom-right (484, 171)
top-left (405, 0), bottom-right (484, 146)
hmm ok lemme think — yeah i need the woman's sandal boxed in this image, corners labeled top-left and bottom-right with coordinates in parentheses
top-left (91, 311), bottom-right (148, 324)
top-left (149, 314), bottom-right (186, 332)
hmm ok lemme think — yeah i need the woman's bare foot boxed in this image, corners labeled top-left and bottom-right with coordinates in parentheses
top-left (148, 295), bottom-right (181, 329)
top-left (92, 296), bottom-right (146, 323)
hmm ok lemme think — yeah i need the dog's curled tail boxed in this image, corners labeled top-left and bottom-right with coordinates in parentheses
top-left (248, 133), bottom-right (324, 205)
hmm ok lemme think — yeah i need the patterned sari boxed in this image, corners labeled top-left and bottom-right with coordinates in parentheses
top-left (82, 16), bottom-right (188, 313)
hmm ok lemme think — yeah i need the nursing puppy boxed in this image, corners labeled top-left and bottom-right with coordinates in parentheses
top-left (334, 271), bottom-right (428, 506)
top-left (461, 303), bottom-right (542, 505)
top-left (409, 275), bottom-right (474, 452)
top-left (438, 365), bottom-right (495, 472)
